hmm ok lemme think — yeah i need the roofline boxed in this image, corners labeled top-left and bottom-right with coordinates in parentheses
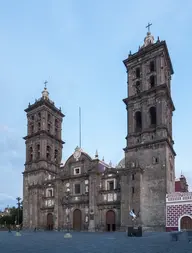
top-left (25, 99), bottom-right (64, 117)
top-left (123, 40), bottom-right (174, 75)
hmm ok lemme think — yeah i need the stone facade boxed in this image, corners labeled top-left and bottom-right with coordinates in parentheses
top-left (122, 31), bottom-right (176, 231)
top-left (166, 192), bottom-right (192, 231)
top-left (23, 31), bottom-right (176, 232)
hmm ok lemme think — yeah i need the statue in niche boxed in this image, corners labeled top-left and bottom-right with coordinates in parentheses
top-left (89, 209), bottom-right (94, 220)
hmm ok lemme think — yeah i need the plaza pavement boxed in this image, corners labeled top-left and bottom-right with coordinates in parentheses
top-left (0, 231), bottom-right (191, 253)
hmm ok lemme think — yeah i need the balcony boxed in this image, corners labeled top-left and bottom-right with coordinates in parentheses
top-left (97, 192), bottom-right (121, 206)
top-left (61, 194), bottom-right (89, 205)
top-left (41, 198), bottom-right (55, 210)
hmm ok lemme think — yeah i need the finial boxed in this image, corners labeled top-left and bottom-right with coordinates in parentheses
top-left (102, 156), bottom-right (104, 162)
top-left (146, 22), bottom-right (152, 33)
top-left (143, 23), bottom-right (154, 47)
top-left (138, 45), bottom-right (140, 50)
top-left (109, 161), bottom-right (112, 167)
top-left (95, 150), bottom-right (98, 158)
top-left (129, 50), bottom-right (132, 56)
top-left (44, 80), bottom-right (48, 89)
top-left (42, 80), bottom-right (49, 99)
top-left (157, 36), bottom-right (160, 42)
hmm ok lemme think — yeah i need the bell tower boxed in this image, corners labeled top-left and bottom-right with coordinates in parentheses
top-left (121, 26), bottom-right (176, 231)
top-left (22, 84), bottom-right (64, 228)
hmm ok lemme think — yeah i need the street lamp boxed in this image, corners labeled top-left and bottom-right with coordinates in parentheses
top-left (16, 197), bottom-right (21, 228)
top-left (66, 187), bottom-right (70, 232)
top-left (64, 186), bottom-right (72, 238)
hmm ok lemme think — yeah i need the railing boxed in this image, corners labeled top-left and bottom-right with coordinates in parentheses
top-left (97, 192), bottom-right (121, 205)
top-left (166, 192), bottom-right (192, 202)
top-left (61, 195), bottom-right (89, 205)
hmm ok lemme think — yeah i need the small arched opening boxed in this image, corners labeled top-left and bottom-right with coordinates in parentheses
top-left (135, 111), bottom-right (142, 132)
top-left (150, 61), bottom-right (155, 72)
top-left (149, 107), bottom-right (157, 127)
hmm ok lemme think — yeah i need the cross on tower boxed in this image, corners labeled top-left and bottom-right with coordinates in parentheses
top-left (44, 80), bottom-right (48, 88)
top-left (146, 22), bottom-right (152, 33)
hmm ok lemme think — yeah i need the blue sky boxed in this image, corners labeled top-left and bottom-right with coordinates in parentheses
top-left (0, 0), bottom-right (191, 209)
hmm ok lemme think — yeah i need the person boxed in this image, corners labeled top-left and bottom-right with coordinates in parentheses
top-left (34, 227), bottom-right (36, 232)
top-left (8, 226), bottom-right (11, 233)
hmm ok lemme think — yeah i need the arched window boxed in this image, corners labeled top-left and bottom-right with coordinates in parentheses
top-left (46, 146), bottom-right (51, 160)
top-left (135, 111), bottom-right (142, 132)
top-left (38, 122), bottom-right (41, 131)
top-left (150, 61), bottom-right (155, 72)
top-left (38, 112), bottom-right (41, 119)
top-left (54, 149), bottom-right (58, 162)
top-left (37, 144), bottom-right (40, 159)
top-left (29, 147), bottom-right (33, 161)
top-left (136, 67), bottom-right (140, 78)
top-left (47, 123), bottom-right (51, 133)
top-left (135, 81), bottom-right (140, 94)
top-left (149, 107), bottom-right (157, 126)
top-left (150, 75), bottom-right (155, 88)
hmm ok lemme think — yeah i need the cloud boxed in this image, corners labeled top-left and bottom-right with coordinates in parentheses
top-left (0, 193), bottom-right (15, 201)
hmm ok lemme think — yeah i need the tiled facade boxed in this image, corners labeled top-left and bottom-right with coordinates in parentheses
top-left (166, 192), bottom-right (192, 231)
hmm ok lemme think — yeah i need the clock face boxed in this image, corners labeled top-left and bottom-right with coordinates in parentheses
top-left (66, 183), bottom-right (70, 187)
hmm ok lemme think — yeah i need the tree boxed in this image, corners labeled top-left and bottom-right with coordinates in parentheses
top-left (0, 199), bottom-right (23, 226)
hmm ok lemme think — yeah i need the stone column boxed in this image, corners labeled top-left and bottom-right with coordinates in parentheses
top-left (88, 169), bottom-right (96, 232)
top-left (53, 178), bottom-right (60, 230)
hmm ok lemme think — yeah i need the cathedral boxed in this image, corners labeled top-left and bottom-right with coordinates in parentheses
top-left (22, 28), bottom-right (176, 232)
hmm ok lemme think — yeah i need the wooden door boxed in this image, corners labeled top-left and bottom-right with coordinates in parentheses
top-left (73, 209), bottom-right (82, 231)
top-left (47, 213), bottom-right (54, 230)
top-left (106, 210), bottom-right (116, 231)
top-left (180, 216), bottom-right (192, 230)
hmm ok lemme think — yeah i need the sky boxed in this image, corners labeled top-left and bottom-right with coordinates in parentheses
top-left (0, 0), bottom-right (191, 209)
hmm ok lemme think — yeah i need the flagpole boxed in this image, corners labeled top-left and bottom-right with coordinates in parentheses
top-left (79, 107), bottom-right (81, 148)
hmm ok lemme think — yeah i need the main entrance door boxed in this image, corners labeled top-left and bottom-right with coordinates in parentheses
top-left (47, 213), bottom-right (54, 230)
top-left (73, 209), bottom-right (82, 231)
top-left (180, 216), bottom-right (192, 230)
top-left (106, 210), bottom-right (116, 232)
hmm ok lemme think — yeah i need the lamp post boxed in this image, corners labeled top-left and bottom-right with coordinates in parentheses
top-left (66, 187), bottom-right (70, 232)
top-left (64, 187), bottom-right (72, 238)
top-left (16, 197), bottom-right (21, 228)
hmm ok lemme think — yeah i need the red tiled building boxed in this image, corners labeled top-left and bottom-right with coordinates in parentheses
top-left (166, 192), bottom-right (192, 231)
top-left (166, 175), bottom-right (191, 232)
top-left (175, 175), bottom-right (188, 192)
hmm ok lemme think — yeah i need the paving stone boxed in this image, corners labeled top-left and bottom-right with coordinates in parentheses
top-left (0, 231), bottom-right (191, 253)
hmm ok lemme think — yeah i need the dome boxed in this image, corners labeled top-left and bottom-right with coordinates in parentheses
top-left (116, 157), bottom-right (125, 168)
